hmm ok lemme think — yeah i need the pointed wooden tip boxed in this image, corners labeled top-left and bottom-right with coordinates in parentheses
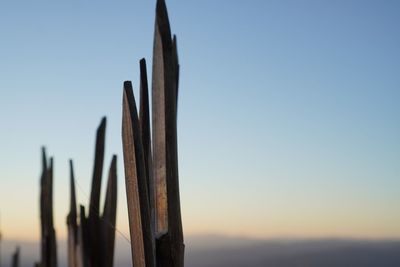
top-left (41, 147), bottom-right (47, 170)
top-left (69, 160), bottom-right (75, 190)
top-left (124, 80), bottom-right (133, 92)
top-left (98, 117), bottom-right (107, 134)
top-left (111, 154), bottom-right (117, 167)
top-left (140, 60), bottom-right (148, 86)
top-left (49, 157), bottom-right (54, 169)
top-left (123, 81), bottom-right (137, 113)
top-left (69, 159), bottom-right (77, 213)
top-left (139, 59), bottom-right (149, 123)
top-left (155, 0), bottom-right (172, 40)
top-left (140, 58), bottom-right (146, 67)
top-left (69, 159), bottom-right (74, 175)
top-left (89, 117), bottom-right (107, 219)
top-left (156, 0), bottom-right (167, 11)
top-left (173, 35), bottom-right (179, 59)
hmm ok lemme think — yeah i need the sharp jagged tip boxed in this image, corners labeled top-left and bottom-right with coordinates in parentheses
top-left (100, 116), bottom-right (107, 129)
top-left (155, 0), bottom-right (172, 43)
top-left (69, 159), bottom-right (77, 217)
top-left (41, 147), bottom-right (47, 171)
top-left (123, 81), bottom-right (138, 115)
top-left (89, 117), bottom-right (107, 219)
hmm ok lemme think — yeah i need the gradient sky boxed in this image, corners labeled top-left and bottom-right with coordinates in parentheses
top-left (0, 0), bottom-right (399, 241)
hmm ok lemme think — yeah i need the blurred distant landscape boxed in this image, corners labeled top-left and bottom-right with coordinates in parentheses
top-left (3, 235), bottom-right (400, 267)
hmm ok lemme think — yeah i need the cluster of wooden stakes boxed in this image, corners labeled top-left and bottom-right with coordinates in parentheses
top-left (2, 1), bottom-right (184, 267)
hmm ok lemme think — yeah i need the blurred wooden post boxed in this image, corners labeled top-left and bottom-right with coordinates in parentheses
top-left (66, 118), bottom-right (118, 267)
top-left (39, 148), bottom-right (57, 267)
top-left (67, 161), bottom-right (78, 267)
top-left (11, 247), bottom-right (19, 267)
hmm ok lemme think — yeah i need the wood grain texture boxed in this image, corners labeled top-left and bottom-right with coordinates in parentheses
top-left (152, 0), bottom-right (184, 266)
top-left (122, 81), bottom-right (155, 267)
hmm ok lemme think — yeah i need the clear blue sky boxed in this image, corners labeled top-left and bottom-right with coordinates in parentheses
top-left (0, 0), bottom-right (399, 240)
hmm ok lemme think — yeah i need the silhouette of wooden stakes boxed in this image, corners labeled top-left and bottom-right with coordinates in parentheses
top-left (67, 118), bottom-right (118, 267)
top-left (122, 1), bottom-right (184, 266)
top-left (38, 148), bottom-right (57, 267)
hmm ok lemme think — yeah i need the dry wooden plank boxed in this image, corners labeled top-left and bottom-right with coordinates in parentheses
top-left (122, 81), bottom-right (155, 267)
top-left (152, 0), bottom-right (172, 238)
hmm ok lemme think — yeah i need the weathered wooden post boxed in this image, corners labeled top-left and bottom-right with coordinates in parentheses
top-left (122, 0), bottom-right (184, 266)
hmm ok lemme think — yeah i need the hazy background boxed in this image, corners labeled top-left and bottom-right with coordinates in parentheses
top-left (0, 0), bottom-right (399, 266)
top-left (2, 236), bottom-right (400, 267)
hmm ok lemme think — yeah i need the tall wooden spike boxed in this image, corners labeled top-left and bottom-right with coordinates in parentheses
top-left (89, 117), bottom-right (106, 218)
top-left (152, 0), bottom-right (172, 237)
top-left (49, 157), bottom-right (57, 267)
top-left (67, 160), bottom-right (78, 267)
top-left (39, 148), bottom-right (47, 266)
top-left (39, 149), bottom-right (57, 267)
top-left (47, 158), bottom-right (54, 227)
top-left (122, 81), bottom-right (155, 267)
top-left (152, 0), bottom-right (184, 266)
top-left (88, 117), bottom-right (106, 267)
top-left (139, 58), bottom-right (155, 236)
top-left (101, 155), bottom-right (118, 267)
